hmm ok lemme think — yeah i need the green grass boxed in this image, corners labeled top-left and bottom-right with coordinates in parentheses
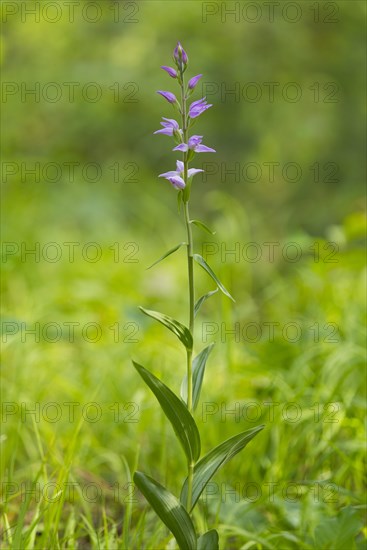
top-left (1, 184), bottom-right (366, 549)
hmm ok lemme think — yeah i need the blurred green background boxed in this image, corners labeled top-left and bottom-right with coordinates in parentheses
top-left (1, 1), bottom-right (366, 548)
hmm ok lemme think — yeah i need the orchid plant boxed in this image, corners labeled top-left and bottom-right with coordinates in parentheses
top-left (133, 42), bottom-right (264, 550)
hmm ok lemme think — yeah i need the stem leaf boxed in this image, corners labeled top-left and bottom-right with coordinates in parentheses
top-left (193, 254), bottom-right (235, 302)
top-left (139, 307), bottom-right (193, 350)
top-left (190, 219), bottom-right (216, 235)
top-left (180, 425), bottom-right (264, 510)
top-left (134, 471), bottom-right (197, 550)
top-left (197, 529), bottom-right (219, 550)
top-left (194, 288), bottom-right (219, 317)
top-left (147, 242), bottom-right (186, 270)
top-left (180, 343), bottom-right (215, 411)
top-left (133, 361), bottom-right (201, 462)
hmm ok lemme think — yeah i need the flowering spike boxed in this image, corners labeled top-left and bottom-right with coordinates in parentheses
top-left (154, 44), bottom-right (215, 195)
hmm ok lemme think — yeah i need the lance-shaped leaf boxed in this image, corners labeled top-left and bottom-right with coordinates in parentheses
top-left (181, 343), bottom-right (215, 411)
top-left (180, 425), bottom-right (264, 510)
top-left (147, 242), bottom-right (186, 270)
top-left (190, 219), bottom-right (216, 235)
top-left (133, 362), bottom-right (201, 462)
top-left (194, 288), bottom-right (218, 317)
top-left (197, 529), bottom-right (219, 549)
top-left (139, 307), bottom-right (193, 350)
top-left (193, 254), bottom-right (235, 302)
top-left (134, 471), bottom-right (197, 550)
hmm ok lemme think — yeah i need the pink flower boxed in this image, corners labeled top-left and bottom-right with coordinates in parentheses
top-left (173, 135), bottom-right (216, 154)
top-left (154, 118), bottom-right (180, 136)
top-left (189, 97), bottom-right (212, 118)
top-left (159, 160), bottom-right (203, 190)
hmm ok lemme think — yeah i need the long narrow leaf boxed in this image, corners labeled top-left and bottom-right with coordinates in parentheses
top-left (133, 362), bottom-right (201, 462)
top-left (147, 242), bottom-right (186, 270)
top-left (180, 425), bottom-right (264, 510)
top-left (190, 219), bottom-right (216, 235)
top-left (180, 343), bottom-right (215, 411)
top-left (194, 288), bottom-right (218, 317)
top-left (134, 472), bottom-right (197, 550)
top-left (139, 307), bottom-right (193, 350)
top-left (193, 254), bottom-right (235, 302)
top-left (197, 529), bottom-right (219, 549)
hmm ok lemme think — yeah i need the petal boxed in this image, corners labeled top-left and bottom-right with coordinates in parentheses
top-left (176, 160), bottom-right (184, 173)
top-left (188, 168), bottom-right (204, 177)
top-left (162, 117), bottom-right (179, 129)
top-left (188, 135), bottom-right (203, 148)
top-left (154, 128), bottom-right (173, 135)
top-left (190, 97), bottom-right (206, 108)
top-left (158, 171), bottom-right (179, 178)
top-left (173, 144), bottom-right (188, 152)
top-left (169, 176), bottom-right (186, 189)
top-left (189, 103), bottom-right (213, 118)
top-left (194, 145), bottom-right (216, 153)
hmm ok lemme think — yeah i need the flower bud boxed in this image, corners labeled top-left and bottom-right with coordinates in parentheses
top-left (161, 66), bottom-right (177, 78)
top-left (173, 41), bottom-right (188, 70)
top-left (188, 74), bottom-right (202, 90)
top-left (157, 90), bottom-right (177, 104)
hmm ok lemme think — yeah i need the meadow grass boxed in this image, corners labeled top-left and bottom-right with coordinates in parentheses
top-left (1, 184), bottom-right (366, 549)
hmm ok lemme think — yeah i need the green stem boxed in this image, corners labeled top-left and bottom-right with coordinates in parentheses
top-left (184, 201), bottom-right (194, 412)
top-left (180, 68), bottom-right (195, 512)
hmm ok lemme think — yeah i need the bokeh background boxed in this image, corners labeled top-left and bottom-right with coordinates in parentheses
top-left (1, 1), bottom-right (366, 548)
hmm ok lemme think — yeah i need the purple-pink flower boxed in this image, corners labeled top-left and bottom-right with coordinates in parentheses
top-left (173, 135), bottom-right (216, 154)
top-left (189, 97), bottom-right (212, 118)
top-left (154, 118), bottom-right (181, 137)
top-left (161, 66), bottom-right (177, 78)
top-left (188, 74), bottom-right (202, 90)
top-left (157, 91), bottom-right (177, 104)
top-left (159, 160), bottom-right (203, 190)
